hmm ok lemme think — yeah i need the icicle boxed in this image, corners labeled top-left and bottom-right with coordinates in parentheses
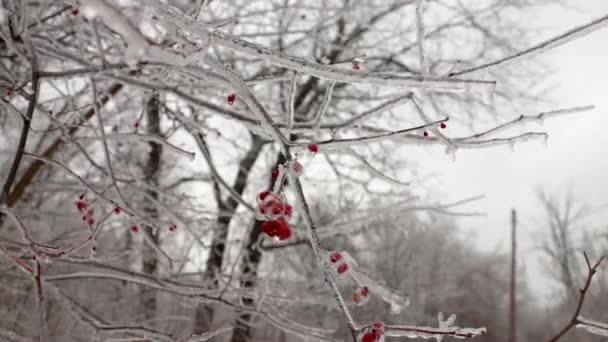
top-left (541, 135), bottom-right (548, 148)
top-left (445, 146), bottom-right (457, 162)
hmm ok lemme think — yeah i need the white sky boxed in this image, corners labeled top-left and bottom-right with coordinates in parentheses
top-left (411, 2), bottom-right (608, 298)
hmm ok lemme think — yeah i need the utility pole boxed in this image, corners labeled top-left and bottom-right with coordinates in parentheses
top-left (509, 209), bottom-right (517, 342)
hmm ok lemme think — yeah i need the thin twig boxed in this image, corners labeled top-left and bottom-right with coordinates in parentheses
top-left (547, 252), bottom-right (605, 342)
top-left (0, 37), bottom-right (40, 205)
top-left (450, 14), bottom-right (608, 76)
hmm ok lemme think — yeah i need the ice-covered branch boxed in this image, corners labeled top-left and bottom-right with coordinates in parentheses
top-left (548, 252), bottom-right (604, 341)
top-left (460, 105), bottom-right (595, 141)
top-left (576, 317), bottom-right (608, 337)
top-left (450, 13), bottom-right (608, 76)
top-left (0, 37), bottom-right (40, 206)
top-left (138, 0), bottom-right (496, 92)
top-left (80, 0), bottom-right (206, 66)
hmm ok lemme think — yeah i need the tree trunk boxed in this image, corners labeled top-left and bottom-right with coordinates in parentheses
top-left (193, 134), bottom-right (264, 334)
top-left (230, 153), bottom-right (286, 342)
top-left (142, 94), bottom-right (162, 319)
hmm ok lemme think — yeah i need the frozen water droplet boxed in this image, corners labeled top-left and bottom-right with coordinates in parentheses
top-left (446, 314), bottom-right (456, 326)
top-left (480, 86), bottom-right (495, 106)
top-left (36, 254), bottom-right (52, 264)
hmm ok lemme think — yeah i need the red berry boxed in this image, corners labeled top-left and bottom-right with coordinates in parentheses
top-left (373, 322), bottom-right (384, 331)
top-left (82, 216), bottom-right (87, 221)
top-left (271, 169), bottom-right (279, 179)
top-left (87, 218), bottom-right (95, 225)
top-left (272, 206), bottom-right (282, 215)
top-left (227, 94), bottom-right (236, 105)
top-left (361, 332), bottom-right (375, 342)
top-left (130, 225), bottom-right (139, 233)
top-left (91, 245), bottom-right (97, 253)
top-left (284, 204), bottom-right (293, 217)
top-left (423, 130), bottom-right (429, 137)
top-left (261, 220), bottom-right (275, 235)
top-left (372, 322), bottom-right (385, 338)
top-left (440, 122), bottom-right (447, 129)
top-left (353, 62), bottom-right (360, 71)
top-left (337, 263), bottom-right (348, 274)
top-left (261, 198), bottom-right (279, 213)
top-left (361, 286), bottom-right (370, 297)
top-left (71, 7), bottom-right (79, 16)
top-left (169, 224), bottom-right (177, 232)
top-left (76, 201), bottom-right (87, 212)
top-left (291, 161), bottom-right (303, 176)
top-left (261, 220), bottom-right (280, 237)
top-left (258, 191), bottom-right (270, 201)
top-left (329, 251), bottom-right (342, 263)
top-left (113, 207), bottom-right (121, 214)
top-left (276, 219), bottom-right (292, 240)
top-left (134, 121), bottom-right (139, 128)
top-left (307, 143), bottom-right (319, 153)
top-left (78, 193), bottom-right (85, 200)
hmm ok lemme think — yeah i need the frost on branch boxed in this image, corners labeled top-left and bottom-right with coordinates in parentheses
top-left (326, 251), bottom-right (409, 314)
top-left (80, 0), bottom-right (206, 65)
top-left (381, 312), bottom-right (486, 341)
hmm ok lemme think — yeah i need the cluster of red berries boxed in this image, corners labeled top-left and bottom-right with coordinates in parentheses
top-left (169, 223), bottom-right (177, 232)
top-left (422, 121), bottom-right (447, 137)
top-left (271, 169), bottom-right (279, 179)
top-left (76, 194), bottom-right (96, 225)
top-left (261, 217), bottom-right (291, 240)
top-left (257, 191), bottom-right (293, 217)
top-left (361, 322), bottom-right (385, 342)
top-left (353, 286), bottom-right (371, 306)
top-left (329, 251), bottom-right (349, 274)
top-left (257, 191), bottom-right (293, 240)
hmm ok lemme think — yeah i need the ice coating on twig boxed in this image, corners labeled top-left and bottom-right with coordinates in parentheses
top-left (383, 313), bottom-right (486, 340)
top-left (576, 316), bottom-right (608, 337)
top-left (81, 0), bottom-right (206, 66)
top-left (327, 251), bottom-right (409, 314)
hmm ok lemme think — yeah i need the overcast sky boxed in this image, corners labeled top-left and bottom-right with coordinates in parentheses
top-left (410, 1), bottom-right (608, 298)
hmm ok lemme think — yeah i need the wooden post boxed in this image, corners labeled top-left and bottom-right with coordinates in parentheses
top-left (509, 209), bottom-right (517, 342)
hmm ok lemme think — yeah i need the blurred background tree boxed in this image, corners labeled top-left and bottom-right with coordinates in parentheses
top-left (0, 0), bottom-right (605, 341)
